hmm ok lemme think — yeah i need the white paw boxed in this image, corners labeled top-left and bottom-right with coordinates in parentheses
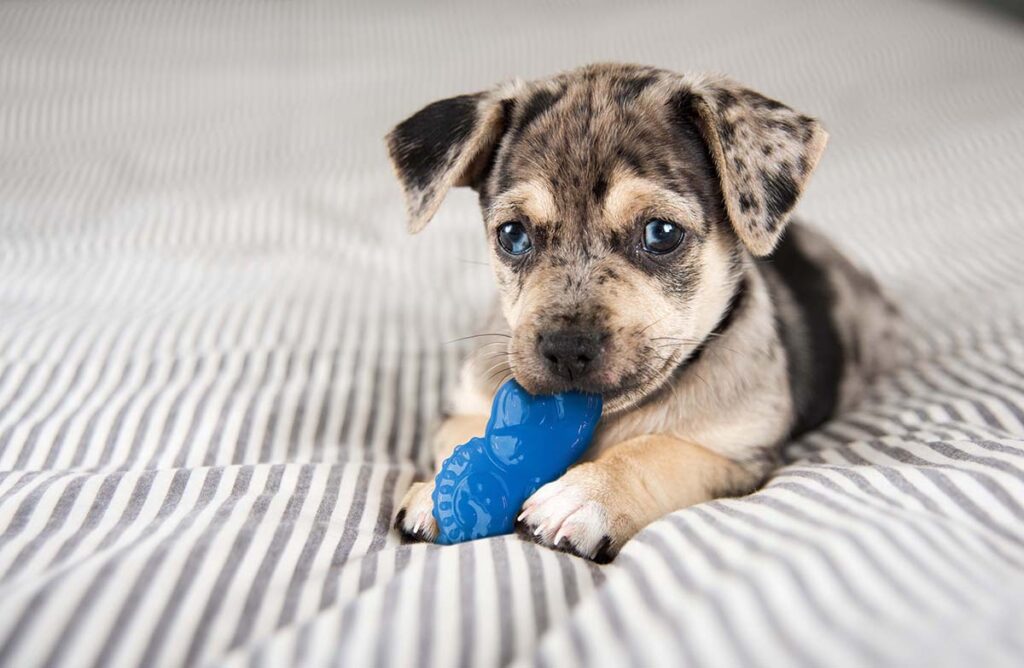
top-left (394, 481), bottom-right (439, 542)
top-left (516, 464), bottom-right (632, 562)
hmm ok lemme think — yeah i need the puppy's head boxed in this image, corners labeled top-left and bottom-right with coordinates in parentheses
top-left (387, 64), bottom-right (827, 412)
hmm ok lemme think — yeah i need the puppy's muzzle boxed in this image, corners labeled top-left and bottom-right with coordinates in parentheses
top-left (537, 329), bottom-right (606, 382)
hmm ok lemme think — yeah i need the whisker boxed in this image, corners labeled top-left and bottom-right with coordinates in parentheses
top-left (650, 336), bottom-right (709, 344)
top-left (485, 365), bottom-right (513, 384)
top-left (650, 331), bottom-right (727, 342)
top-left (476, 350), bottom-right (511, 361)
top-left (481, 360), bottom-right (511, 377)
top-left (637, 316), bottom-right (668, 336)
top-left (663, 368), bottom-right (685, 405)
top-left (444, 332), bottom-right (512, 345)
top-left (655, 342), bottom-right (742, 356)
top-left (474, 348), bottom-right (522, 362)
top-left (691, 371), bottom-right (713, 392)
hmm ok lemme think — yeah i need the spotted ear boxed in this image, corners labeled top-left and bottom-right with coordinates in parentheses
top-left (675, 77), bottom-right (828, 256)
top-left (386, 92), bottom-right (511, 233)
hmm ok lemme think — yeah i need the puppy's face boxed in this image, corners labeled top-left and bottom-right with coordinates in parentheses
top-left (387, 64), bottom-right (827, 411)
top-left (481, 90), bottom-right (736, 409)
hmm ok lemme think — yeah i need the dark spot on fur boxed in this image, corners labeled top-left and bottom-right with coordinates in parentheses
top-left (494, 152), bottom-right (517, 196)
top-left (716, 88), bottom-right (739, 109)
top-left (683, 277), bottom-right (747, 369)
top-left (745, 90), bottom-right (786, 111)
top-left (604, 228), bottom-right (627, 249)
top-left (651, 158), bottom-right (673, 182)
top-left (476, 99), bottom-right (516, 202)
top-left (768, 118), bottom-right (797, 134)
top-left (514, 87), bottom-right (565, 137)
top-left (499, 97), bottom-right (517, 130)
top-left (761, 144), bottom-right (773, 156)
top-left (798, 115), bottom-right (816, 134)
top-left (762, 170), bottom-right (799, 220)
top-left (595, 267), bottom-right (619, 285)
top-left (738, 192), bottom-right (758, 213)
top-left (616, 74), bottom-right (659, 105)
top-left (763, 229), bottom-right (844, 438)
top-left (389, 93), bottom-right (481, 190)
top-left (619, 148), bottom-right (647, 176)
top-left (720, 119), bottom-right (736, 144)
top-left (531, 224), bottom-right (550, 248)
top-left (592, 176), bottom-right (608, 202)
top-left (667, 89), bottom-right (698, 132)
top-left (664, 88), bottom-right (727, 223)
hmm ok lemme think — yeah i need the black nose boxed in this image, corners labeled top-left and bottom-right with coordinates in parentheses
top-left (538, 329), bottom-right (605, 380)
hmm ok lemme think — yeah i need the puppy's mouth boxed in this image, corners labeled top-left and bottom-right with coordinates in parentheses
top-left (508, 344), bottom-right (694, 415)
top-left (593, 347), bottom-right (693, 413)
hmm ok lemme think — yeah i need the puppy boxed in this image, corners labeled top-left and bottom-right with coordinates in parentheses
top-left (386, 63), bottom-right (895, 562)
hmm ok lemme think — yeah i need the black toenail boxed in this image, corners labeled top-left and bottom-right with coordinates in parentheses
top-left (592, 535), bottom-right (614, 564)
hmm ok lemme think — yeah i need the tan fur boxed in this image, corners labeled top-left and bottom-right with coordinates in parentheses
top-left (519, 435), bottom-right (759, 560)
top-left (387, 63), bottom-right (893, 561)
top-left (488, 180), bottom-right (559, 230)
top-left (483, 166), bottom-right (742, 412)
top-left (588, 263), bottom-right (792, 467)
top-left (602, 171), bottom-right (708, 234)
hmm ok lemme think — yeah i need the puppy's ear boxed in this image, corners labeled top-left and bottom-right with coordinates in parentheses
top-left (386, 92), bottom-right (511, 233)
top-left (672, 77), bottom-right (828, 256)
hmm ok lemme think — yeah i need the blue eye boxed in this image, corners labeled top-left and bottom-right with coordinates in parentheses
top-left (642, 219), bottom-right (685, 254)
top-left (497, 221), bottom-right (532, 255)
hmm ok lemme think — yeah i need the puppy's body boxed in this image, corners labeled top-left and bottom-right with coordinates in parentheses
top-left (387, 64), bottom-right (896, 561)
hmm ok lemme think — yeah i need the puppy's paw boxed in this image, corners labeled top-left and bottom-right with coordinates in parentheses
top-left (394, 481), bottom-right (439, 543)
top-left (516, 463), bottom-right (638, 563)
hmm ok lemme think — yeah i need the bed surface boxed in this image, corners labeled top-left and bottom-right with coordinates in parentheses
top-left (1, 1), bottom-right (1023, 665)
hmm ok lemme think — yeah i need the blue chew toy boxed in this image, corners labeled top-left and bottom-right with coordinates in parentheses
top-left (431, 380), bottom-right (602, 544)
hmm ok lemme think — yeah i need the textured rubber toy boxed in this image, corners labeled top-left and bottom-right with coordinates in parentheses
top-left (431, 380), bottom-right (602, 545)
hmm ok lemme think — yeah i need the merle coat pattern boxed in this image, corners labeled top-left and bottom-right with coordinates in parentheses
top-left (387, 63), bottom-right (895, 562)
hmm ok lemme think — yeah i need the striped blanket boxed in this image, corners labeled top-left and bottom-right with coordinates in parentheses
top-left (1, 1), bottom-right (1023, 666)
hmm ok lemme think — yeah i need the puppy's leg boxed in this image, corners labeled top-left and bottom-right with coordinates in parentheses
top-left (394, 414), bottom-right (488, 542)
top-left (517, 436), bottom-right (760, 562)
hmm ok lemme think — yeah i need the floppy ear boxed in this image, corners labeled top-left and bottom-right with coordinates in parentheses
top-left (673, 76), bottom-right (828, 256)
top-left (386, 92), bottom-right (510, 233)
